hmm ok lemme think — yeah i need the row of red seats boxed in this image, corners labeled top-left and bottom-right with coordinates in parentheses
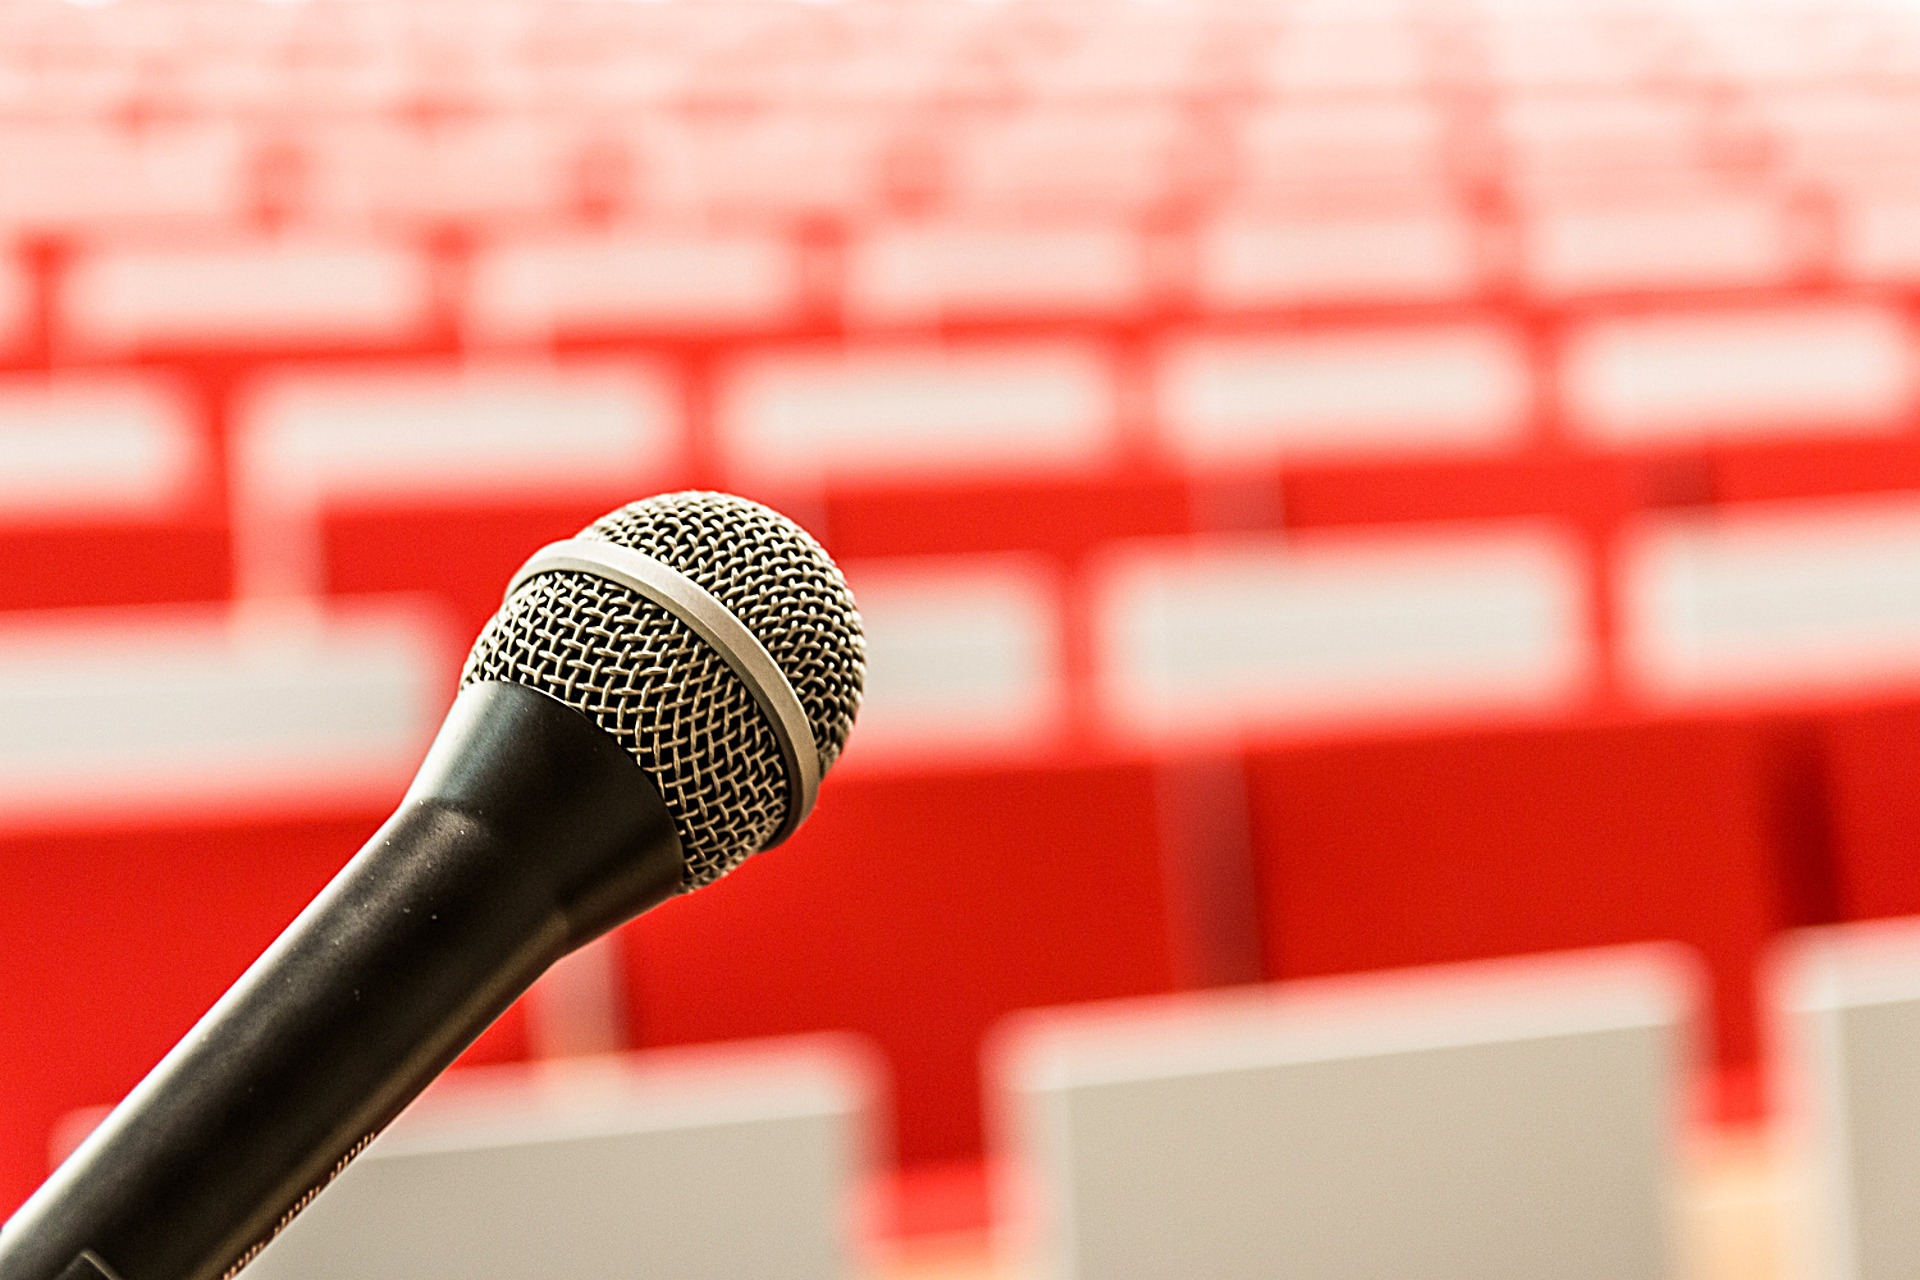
top-left (12, 698), bottom-right (1920, 1211)
top-left (1, 95), bottom-right (1920, 231)
top-left (7, 0), bottom-right (1920, 1236)
top-left (0, 0), bottom-right (1909, 106)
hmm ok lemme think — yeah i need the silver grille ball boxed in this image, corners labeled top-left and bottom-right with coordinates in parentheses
top-left (460, 492), bottom-right (865, 889)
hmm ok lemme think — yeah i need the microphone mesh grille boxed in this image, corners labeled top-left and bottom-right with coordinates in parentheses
top-left (460, 492), bottom-right (864, 888)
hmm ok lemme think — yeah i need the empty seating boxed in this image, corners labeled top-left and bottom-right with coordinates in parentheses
top-left (1243, 721), bottom-right (1802, 1081)
top-left (1774, 919), bottom-right (1920, 1280)
top-left (12, 0), bottom-right (1920, 1229)
top-left (243, 1036), bottom-right (876, 1280)
top-left (1820, 701), bottom-right (1920, 921)
top-left (621, 763), bottom-right (1187, 1168)
top-left (993, 946), bottom-right (1696, 1280)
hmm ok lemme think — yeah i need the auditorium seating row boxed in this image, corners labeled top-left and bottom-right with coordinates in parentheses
top-left (9, 110), bottom-right (1920, 233)
top-left (13, 702), bottom-right (1920, 1211)
top-left (8, 316), bottom-right (1920, 754)
top-left (15, 223), bottom-right (1920, 336)
top-left (0, 1), bottom-right (1918, 236)
top-left (0, 6), bottom-right (1911, 78)
top-left (220, 930), bottom-right (1920, 1280)
top-left (10, 0), bottom-right (1920, 1234)
top-left (0, 2), bottom-right (1916, 107)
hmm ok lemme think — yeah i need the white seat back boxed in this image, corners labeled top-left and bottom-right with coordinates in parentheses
top-left (992, 945), bottom-right (1696, 1280)
top-left (1776, 919), bottom-right (1920, 1280)
top-left (244, 1034), bottom-right (877, 1280)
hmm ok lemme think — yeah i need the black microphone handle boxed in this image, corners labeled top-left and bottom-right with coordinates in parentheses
top-left (0, 681), bottom-right (685, 1280)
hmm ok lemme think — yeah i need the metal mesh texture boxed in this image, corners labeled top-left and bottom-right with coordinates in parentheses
top-left (460, 492), bottom-right (865, 889)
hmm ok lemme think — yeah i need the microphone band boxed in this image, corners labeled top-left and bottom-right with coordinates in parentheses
top-left (506, 537), bottom-right (820, 843)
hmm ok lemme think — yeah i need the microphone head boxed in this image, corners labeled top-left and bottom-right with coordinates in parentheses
top-left (461, 491), bottom-right (864, 888)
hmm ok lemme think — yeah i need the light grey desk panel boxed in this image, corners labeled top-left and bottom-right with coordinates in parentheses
top-left (244, 1034), bottom-right (876, 1280)
top-left (997, 945), bottom-right (1695, 1280)
top-left (1778, 919), bottom-right (1920, 1280)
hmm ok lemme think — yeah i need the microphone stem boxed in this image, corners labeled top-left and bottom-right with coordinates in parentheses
top-left (0, 683), bottom-right (683, 1280)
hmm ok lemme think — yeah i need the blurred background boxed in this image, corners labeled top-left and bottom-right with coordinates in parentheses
top-left (6, 0), bottom-right (1920, 1274)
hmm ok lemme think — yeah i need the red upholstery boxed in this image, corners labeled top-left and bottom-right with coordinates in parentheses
top-left (1823, 701), bottom-right (1920, 921)
top-left (622, 763), bottom-right (1184, 1164)
top-left (1247, 720), bottom-right (1823, 1076)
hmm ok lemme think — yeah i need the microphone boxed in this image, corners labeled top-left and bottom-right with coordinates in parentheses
top-left (0, 492), bottom-right (866, 1280)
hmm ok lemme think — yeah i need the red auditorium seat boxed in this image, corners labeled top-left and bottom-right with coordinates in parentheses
top-left (324, 499), bottom-right (655, 642)
top-left (0, 519), bottom-right (230, 613)
top-left (1821, 701), bottom-right (1920, 921)
top-left (620, 763), bottom-right (1184, 1166)
top-left (0, 374), bottom-right (229, 611)
top-left (1245, 718), bottom-right (1832, 1112)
